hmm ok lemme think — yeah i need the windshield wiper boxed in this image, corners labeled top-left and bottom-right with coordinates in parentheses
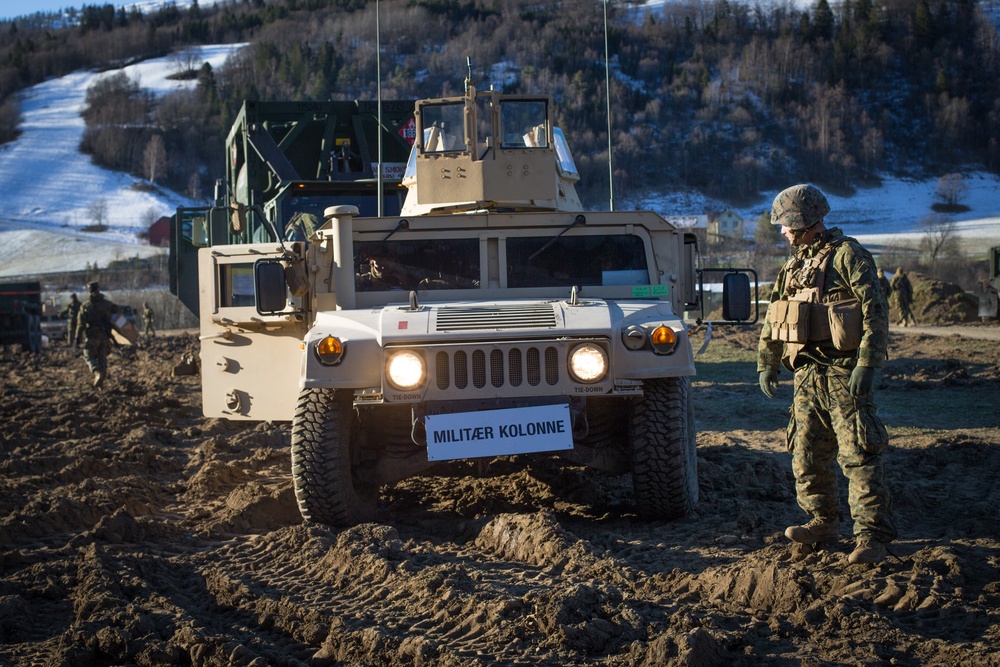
top-left (528, 214), bottom-right (586, 261)
top-left (382, 218), bottom-right (409, 242)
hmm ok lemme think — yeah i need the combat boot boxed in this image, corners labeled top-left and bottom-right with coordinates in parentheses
top-left (784, 517), bottom-right (840, 544)
top-left (93, 370), bottom-right (105, 388)
top-left (848, 538), bottom-right (887, 564)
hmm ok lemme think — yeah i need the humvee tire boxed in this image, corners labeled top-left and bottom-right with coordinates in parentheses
top-left (628, 376), bottom-right (698, 519)
top-left (291, 388), bottom-right (377, 526)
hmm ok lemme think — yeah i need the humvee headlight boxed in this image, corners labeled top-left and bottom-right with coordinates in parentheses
top-left (314, 336), bottom-right (345, 365)
top-left (568, 343), bottom-right (608, 383)
top-left (622, 325), bottom-right (647, 351)
top-left (386, 350), bottom-right (426, 390)
top-left (650, 326), bottom-right (677, 354)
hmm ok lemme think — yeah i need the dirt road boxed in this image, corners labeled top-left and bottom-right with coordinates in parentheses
top-left (1, 328), bottom-right (998, 666)
top-left (891, 322), bottom-right (1000, 340)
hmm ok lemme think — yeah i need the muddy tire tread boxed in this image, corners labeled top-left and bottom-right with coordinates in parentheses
top-left (629, 376), bottom-right (697, 519)
top-left (291, 388), bottom-right (376, 526)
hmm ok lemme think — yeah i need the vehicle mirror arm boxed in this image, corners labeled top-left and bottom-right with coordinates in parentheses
top-left (247, 203), bottom-right (293, 257)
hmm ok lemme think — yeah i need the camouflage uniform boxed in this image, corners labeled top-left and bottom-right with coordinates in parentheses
top-left (877, 269), bottom-right (891, 301)
top-left (284, 212), bottom-right (321, 243)
top-left (142, 303), bottom-right (155, 335)
top-left (759, 193), bottom-right (897, 547)
top-left (76, 284), bottom-right (120, 386)
top-left (890, 269), bottom-right (916, 326)
top-left (62, 294), bottom-right (82, 346)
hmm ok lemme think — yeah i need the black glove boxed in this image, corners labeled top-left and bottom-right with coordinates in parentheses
top-left (759, 370), bottom-right (779, 399)
top-left (849, 365), bottom-right (875, 397)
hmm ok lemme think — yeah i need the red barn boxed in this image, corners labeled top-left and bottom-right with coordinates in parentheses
top-left (148, 216), bottom-right (171, 247)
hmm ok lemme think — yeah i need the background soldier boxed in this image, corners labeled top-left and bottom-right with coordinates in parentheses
top-left (758, 184), bottom-right (897, 565)
top-left (142, 302), bottom-right (155, 336)
top-left (61, 293), bottom-right (81, 347)
top-left (890, 266), bottom-right (916, 326)
top-left (877, 268), bottom-right (891, 300)
top-left (76, 281), bottom-right (120, 387)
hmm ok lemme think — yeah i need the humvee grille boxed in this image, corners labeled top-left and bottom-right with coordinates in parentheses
top-left (434, 345), bottom-right (560, 391)
top-left (434, 304), bottom-right (558, 331)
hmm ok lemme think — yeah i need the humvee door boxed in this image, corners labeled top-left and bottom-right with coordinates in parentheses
top-left (198, 243), bottom-right (307, 421)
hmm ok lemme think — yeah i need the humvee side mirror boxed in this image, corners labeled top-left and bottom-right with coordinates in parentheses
top-left (696, 268), bottom-right (758, 325)
top-left (255, 259), bottom-right (287, 315)
top-left (722, 272), bottom-right (752, 321)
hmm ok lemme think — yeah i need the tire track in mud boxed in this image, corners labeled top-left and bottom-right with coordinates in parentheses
top-left (3, 331), bottom-right (1000, 666)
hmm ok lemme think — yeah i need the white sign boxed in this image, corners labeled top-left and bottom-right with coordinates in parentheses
top-left (370, 162), bottom-right (407, 180)
top-left (425, 404), bottom-right (573, 461)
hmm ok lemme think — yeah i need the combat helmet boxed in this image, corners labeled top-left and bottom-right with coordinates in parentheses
top-left (770, 184), bottom-right (830, 230)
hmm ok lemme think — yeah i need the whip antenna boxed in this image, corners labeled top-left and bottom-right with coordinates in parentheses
top-left (376, 0), bottom-right (384, 216)
top-left (603, 0), bottom-right (614, 211)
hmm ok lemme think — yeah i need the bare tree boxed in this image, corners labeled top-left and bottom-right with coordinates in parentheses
top-left (143, 134), bottom-right (167, 185)
top-left (88, 198), bottom-right (108, 231)
top-left (188, 172), bottom-right (203, 201)
top-left (935, 172), bottom-right (969, 207)
top-left (142, 207), bottom-right (158, 228)
top-left (918, 213), bottom-right (960, 272)
top-left (170, 47), bottom-right (201, 79)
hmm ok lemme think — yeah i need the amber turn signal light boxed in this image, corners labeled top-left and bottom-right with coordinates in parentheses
top-left (314, 336), bottom-right (345, 365)
top-left (650, 326), bottom-right (677, 354)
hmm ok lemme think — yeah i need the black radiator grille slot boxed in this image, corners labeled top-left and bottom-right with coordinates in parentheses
top-left (435, 304), bottom-right (558, 331)
top-left (434, 345), bottom-right (560, 390)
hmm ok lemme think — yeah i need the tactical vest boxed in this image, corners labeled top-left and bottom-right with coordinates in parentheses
top-left (766, 237), bottom-right (863, 353)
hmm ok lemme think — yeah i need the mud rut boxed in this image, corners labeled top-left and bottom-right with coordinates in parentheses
top-left (1, 331), bottom-right (999, 666)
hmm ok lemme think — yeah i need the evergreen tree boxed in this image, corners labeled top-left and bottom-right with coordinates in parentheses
top-left (915, 0), bottom-right (934, 47)
top-left (812, 0), bottom-right (834, 41)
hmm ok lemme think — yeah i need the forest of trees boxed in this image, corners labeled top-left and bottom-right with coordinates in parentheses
top-left (2, 0), bottom-right (999, 208)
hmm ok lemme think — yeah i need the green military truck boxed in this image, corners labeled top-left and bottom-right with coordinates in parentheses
top-left (0, 281), bottom-right (43, 353)
top-left (170, 98), bottom-right (416, 315)
top-left (181, 82), bottom-right (753, 527)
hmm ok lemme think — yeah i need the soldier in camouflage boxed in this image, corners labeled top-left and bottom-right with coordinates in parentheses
top-left (61, 293), bottom-right (82, 347)
top-left (890, 267), bottom-right (916, 326)
top-left (142, 302), bottom-right (155, 336)
top-left (76, 281), bottom-right (121, 388)
top-left (877, 268), bottom-right (891, 300)
top-left (758, 184), bottom-right (897, 565)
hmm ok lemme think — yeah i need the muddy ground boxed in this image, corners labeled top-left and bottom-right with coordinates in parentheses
top-left (1, 324), bottom-right (999, 666)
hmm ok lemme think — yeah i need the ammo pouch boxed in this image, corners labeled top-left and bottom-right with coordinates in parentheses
top-left (768, 298), bottom-right (862, 350)
top-left (826, 298), bottom-right (862, 350)
top-left (766, 299), bottom-right (811, 343)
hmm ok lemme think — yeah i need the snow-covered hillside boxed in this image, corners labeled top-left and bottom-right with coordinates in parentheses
top-left (0, 43), bottom-right (244, 278)
top-left (0, 38), bottom-right (997, 280)
top-left (630, 173), bottom-right (1000, 250)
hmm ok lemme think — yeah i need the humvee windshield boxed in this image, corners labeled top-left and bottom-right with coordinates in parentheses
top-left (420, 103), bottom-right (465, 153)
top-left (355, 234), bottom-right (649, 292)
top-left (282, 193), bottom-right (404, 242)
top-left (500, 100), bottom-right (547, 149)
top-left (418, 97), bottom-right (550, 155)
top-left (507, 234), bottom-right (648, 288)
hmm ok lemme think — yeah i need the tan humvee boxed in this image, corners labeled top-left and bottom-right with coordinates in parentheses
top-left (197, 81), bottom-right (751, 526)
